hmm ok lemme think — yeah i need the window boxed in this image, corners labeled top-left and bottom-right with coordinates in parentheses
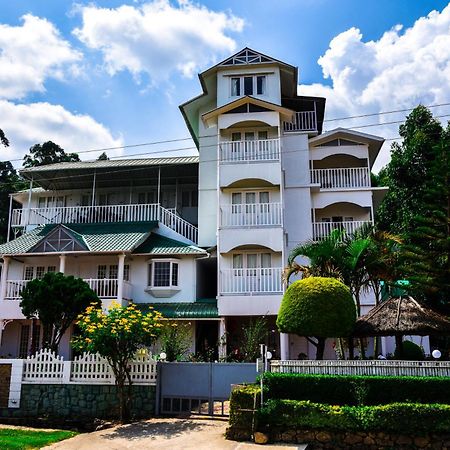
top-left (123, 264), bottom-right (130, 282)
top-left (97, 264), bottom-right (129, 280)
top-left (256, 76), bottom-right (266, 95)
top-left (232, 253), bottom-right (273, 269)
top-left (24, 266), bottom-right (56, 280)
top-left (38, 196), bottom-right (65, 208)
top-left (137, 191), bottom-right (157, 204)
top-left (24, 266), bottom-right (34, 281)
top-left (109, 265), bottom-right (118, 280)
top-left (181, 190), bottom-right (198, 207)
top-left (148, 260), bottom-right (179, 288)
top-left (231, 77), bottom-right (240, 96)
top-left (19, 325), bottom-right (30, 358)
top-left (230, 75), bottom-right (266, 97)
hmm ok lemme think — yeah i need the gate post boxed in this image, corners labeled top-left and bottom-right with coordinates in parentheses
top-left (208, 362), bottom-right (214, 415)
top-left (155, 362), bottom-right (162, 416)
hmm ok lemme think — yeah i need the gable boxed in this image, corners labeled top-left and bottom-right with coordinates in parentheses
top-left (220, 48), bottom-right (275, 66)
top-left (315, 138), bottom-right (365, 147)
top-left (31, 226), bottom-right (87, 253)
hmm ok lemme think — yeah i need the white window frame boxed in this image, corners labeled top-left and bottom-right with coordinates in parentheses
top-left (23, 265), bottom-right (57, 280)
top-left (231, 251), bottom-right (273, 269)
top-left (37, 196), bottom-right (65, 208)
top-left (147, 259), bottom-right (180, 289)
top-left (97, 264), bottom-right (130, 280)
top-left (230, 75), bottom-right (267, 97)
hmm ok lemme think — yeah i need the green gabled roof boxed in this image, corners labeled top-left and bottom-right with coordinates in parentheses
top-left (133, 233), bottom-right (206, 255)
top-left (0, 225), bottom-right (57, 254)
top-left (0, 221), bottom-right (158, 255)
top-left (136, 300), bottom-right (218, 319)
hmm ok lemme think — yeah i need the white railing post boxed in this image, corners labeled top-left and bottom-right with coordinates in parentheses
top-left (62, 361), bottom-right (71, 383)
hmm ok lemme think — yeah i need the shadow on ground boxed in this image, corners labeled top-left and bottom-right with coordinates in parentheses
top-left (103, 418), bottom-right (220, 442)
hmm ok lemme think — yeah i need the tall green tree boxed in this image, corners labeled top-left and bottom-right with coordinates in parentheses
top-left (20, 272), bottom-right (100, 353)
top-left (402, 133), bottom-right (450, 311)
top-left (0, 128), bottom-right (9, 147)
top-left (376, 106), bottom-right (444, 234)
top-left (97, 152), bottom-right (109, 161)
top-left (23, 141), bottom-right (80, 168)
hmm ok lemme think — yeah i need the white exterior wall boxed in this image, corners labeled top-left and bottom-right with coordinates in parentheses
top-left (216, 66), bottom-right (281, 107)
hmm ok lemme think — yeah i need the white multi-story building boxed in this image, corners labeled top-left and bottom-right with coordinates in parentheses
top-left (0, 48), bottom-right (388, 360)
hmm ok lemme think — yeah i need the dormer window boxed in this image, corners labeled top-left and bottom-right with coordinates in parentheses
top-left (145, 259), bottom-right (180, 298)
top-left (230, 75), bottom-right (266, 97)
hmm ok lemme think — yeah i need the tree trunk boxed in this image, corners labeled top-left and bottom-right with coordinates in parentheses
top-left (316, 337), bottom-right (326, 360)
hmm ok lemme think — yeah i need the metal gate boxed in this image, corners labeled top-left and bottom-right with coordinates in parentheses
top-left (156, 362), bottom-right (257, 416)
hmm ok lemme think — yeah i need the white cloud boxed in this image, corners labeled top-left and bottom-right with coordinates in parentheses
top-left (0, 14), bottom-right (82, 100)
top-left (298, 4), bottom-right (450, 171)
top-left (73, 0), bottom-right (244, 81)
top-left (0, 100), bottom-right (123, 165)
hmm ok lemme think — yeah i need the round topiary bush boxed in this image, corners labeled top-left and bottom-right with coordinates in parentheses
top-left (395, 340), bottom-right (425, 360)
top-left (276, 277), bottom-right (356, 359)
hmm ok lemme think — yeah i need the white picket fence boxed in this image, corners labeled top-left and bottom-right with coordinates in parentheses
top-left (22, 348), bottom-right (157, 385)
top-left (270, 359), bottom-right (450, 377)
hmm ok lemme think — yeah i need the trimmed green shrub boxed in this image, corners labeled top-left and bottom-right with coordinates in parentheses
top-left (229, 385), bottom-right (261, 429)
top-left (262, 372), bottom-right (450, 405)
top-left (258, 399), bottom-right (450, 434)
top-left (395, 340), bottom-right (425, 360)
top-left (277, 277), bottom-right (356, 338)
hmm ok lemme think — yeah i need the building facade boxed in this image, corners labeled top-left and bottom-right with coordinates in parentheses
top-left (0, 48), bottom-right (389, 360)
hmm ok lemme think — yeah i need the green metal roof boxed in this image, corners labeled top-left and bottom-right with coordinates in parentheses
top-left (136, 300), bottom-right (218, 319)
top-left (133, 233), bottom-right (206, 255)
top-left (0, 221), bottom-right (158, 255)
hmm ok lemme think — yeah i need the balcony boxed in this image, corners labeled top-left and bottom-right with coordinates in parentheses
top-left (220, 268), bottom-right (283, 295)
top-left (311, 167), bottom-right (371, 189)
top-left (11, 203), bottom-right (198, 244)
top-left (220, 203), bottom-right (282, 228)
top-left (283, 111), bottom-right (317, 133)
top-left (312, 220), bottom-right (373, 240)
top-left (4, 278), bottom-right (132, 301)
top-left (219, 138), bottom-right (280, 163)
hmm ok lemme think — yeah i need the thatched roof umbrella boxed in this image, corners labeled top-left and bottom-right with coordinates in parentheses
top-left (353, 296), bottom-right (450, 357)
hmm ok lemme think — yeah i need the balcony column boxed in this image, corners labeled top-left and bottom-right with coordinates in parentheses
top-left (218, 318), bottom-right (227, 360)
top-left (59, 254), bottom-right (66, 274)
top-left (0, 256), bottom-right (10, 301)
top-left (280, 332), bottom-right (289, 360)
top-left (117, 254), bottom-right (125, 304)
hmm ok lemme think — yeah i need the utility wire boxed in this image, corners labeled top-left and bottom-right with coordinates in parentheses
top-left (2, 102), bottom-right (450, 165)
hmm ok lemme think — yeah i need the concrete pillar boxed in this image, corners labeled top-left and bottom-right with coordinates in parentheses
top-left (280, 332), bottom-right (289, 360)
top-left (0, 257), bottom-right (10, 301)
top-left (117, 254), bottom-right (125, 304)
top-left (59, 254), bottom-right (66, 274)
top-left (218, 318), bottom-right (227, 359)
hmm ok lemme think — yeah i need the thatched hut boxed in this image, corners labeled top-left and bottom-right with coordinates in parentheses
top-left (353, 296), bottom-right (450, 356)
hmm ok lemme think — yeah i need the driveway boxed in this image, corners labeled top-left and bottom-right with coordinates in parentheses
top-left (45, 418), bottom-right (305, 449)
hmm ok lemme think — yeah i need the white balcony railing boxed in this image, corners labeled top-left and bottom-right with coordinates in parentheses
top-left (221, 203), bottom-right (282, 227)
top-left (220, 268), bottom-right (283, 295)
top-left (313, 221), bottom-right (372, 240)
top-left (311, 167), bottom-right (371, 189)
top-left (4, 279), bottom-right (132, 300)
top-left (283, 111), bottom-right (317, 133)
top-left (220, 138), bottom-right (280, 163)
top-left (11, 204), bottom-right (198, 244)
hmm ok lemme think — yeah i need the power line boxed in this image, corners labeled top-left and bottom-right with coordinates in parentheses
top-left (2, 101), bottom-right (450, 165)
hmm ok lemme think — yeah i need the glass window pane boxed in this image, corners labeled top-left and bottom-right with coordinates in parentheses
top-left (258, 131), bottom-right (268, 140)
top-left (232, 254), bottom-right (243, 269)
top-left (256, 76), bottom-right (266, 95)
top-left (244, 132), bottom-right (255, 141)
top-left (36, 267), bottom-right (45, 279)
top-left (97, 265), bottom-right (107, 279)
top-left (47, 266), bottom-right (56, 273)
top-left (154, 262), bottom-right (171, 287)
top-left (244, 76), bottom-right (253, 95)
top-left (24, 266), bottom-right (34, 280)
top-left (38, 197), bottom-right (46, 208)
top-left (259, 192), bottom-right (269, 203)
top-left (232, 193), bottom-right (242, 205)
top-left (261, 253), bottom-right (272, 268)
top-left (109, 265), bottom-right (118, 279)
top-left (231, 132), bottom-right (241, 141)
top-left (123, 265), bottom-right (130, 281)
top-left (231, 77), bottom-right (240, 96)
top-left (245, 193), bottom-right (256, 204)
top-left (171, 263), bottom-right (178, 286)
top-left (247, 254), bottom-right (257, 268)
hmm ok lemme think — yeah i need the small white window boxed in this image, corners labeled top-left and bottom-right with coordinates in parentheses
top-left (256, 76), bottom-right (266, 95)
top-left (24, 267), bottom-right (34, 280)
top-left (123, 264), bottom-right (130, 281)
top-left (97, 265), bottom-right (107, 279)
top-left (148, 260), bottom-right (179, 288)
top-left (261, 253), bottom-right (272, 268)
top-left (35, 267), bottom-right (46, 279)
top-left (232, 254), bottom-right (243, 269)
top-left (231, 77), bottom-right (240, 96)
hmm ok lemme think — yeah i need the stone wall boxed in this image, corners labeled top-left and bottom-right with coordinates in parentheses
top-left (267, 428), bottom-right (450, 449)
top-left (0, 384), bottom-right (156, 421)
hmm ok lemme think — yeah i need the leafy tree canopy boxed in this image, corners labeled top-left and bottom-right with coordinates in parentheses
top-left (97, 152), bottom-right (109, 161)
top-left (20, 272), bottom-right (100, 352)
top-left (23, 141), bottom-right (80, 168)
top-left (277, 277), bottom-right (356, 359)
top-left (376, 106), bottom-right (444, 234)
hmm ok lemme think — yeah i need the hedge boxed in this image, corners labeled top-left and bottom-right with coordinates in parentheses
top-left (262, 372), bottom-right (450, 405)
top-left (258, 399), bottom-right (450, 434)
top-left (229, 385), bottom-right (261, 429)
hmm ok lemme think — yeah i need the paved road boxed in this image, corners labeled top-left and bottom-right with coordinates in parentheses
top-left (45, 418), bottom-right (305, 449)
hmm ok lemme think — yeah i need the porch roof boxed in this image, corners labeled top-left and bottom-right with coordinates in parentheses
top-left (0, 221), bottom-right (158, 255)
top-left (133, 233), bottom-right (206, 255)
top-left (136, 300), bottom-right (218, 319)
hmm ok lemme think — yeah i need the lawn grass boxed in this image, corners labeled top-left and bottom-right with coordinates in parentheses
top-left (0, 428), bottom-right (77, 449)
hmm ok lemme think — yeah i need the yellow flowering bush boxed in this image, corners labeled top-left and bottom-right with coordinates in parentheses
top-left (72, 301), bottom-right (163, 422)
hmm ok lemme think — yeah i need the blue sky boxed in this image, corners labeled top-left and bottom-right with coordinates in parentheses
top-left (1, 0), bottom-right (450, 170)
